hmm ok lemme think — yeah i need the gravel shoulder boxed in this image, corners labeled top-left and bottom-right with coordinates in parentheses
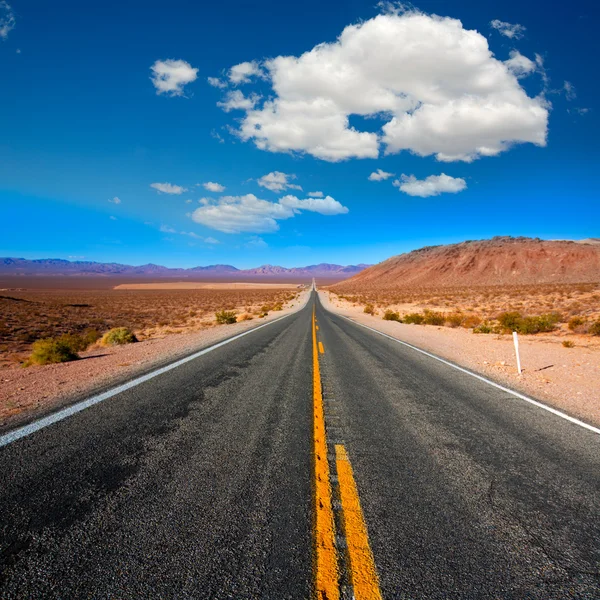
top-left (319, 291), bottom-right (600, 428)
top-left (0, 291), bottom-right (310, 432)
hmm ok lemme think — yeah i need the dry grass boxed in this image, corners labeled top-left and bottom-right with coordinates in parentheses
top-left (325, 282), bottom-right (600, 338)
top-left (0, 287), bottom-right (302, 367)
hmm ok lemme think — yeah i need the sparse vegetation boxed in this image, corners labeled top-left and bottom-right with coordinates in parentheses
top-left (215, 310), bottom-right (237, 325)
top-left (403, 313), bottom-right (425, 325)
top-left (383, 309), bottom-right (401, 322)
top-left (473, 322), bottom-right (496, 334)
top-left (100, 327), bottom-right (138, 346)
top-left (562, 340), bottom-right (575, 348)
top-left (27, 337), bottom-right (79, 365)
top-left (590, 320), bottom-right (600, 336)
top-left (423, 310), bottom-right (445, 326)
top-left (568, 316), bottom-right (586, 332)
top-left (363, 304), bottom-right (375, 315)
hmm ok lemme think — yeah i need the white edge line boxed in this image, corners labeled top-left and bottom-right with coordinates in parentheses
top-left (0, 310), bottom-right (299, 449)
top-left (322, 303), bottom-right (600, 436)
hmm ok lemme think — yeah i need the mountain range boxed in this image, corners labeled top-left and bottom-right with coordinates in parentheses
top-left (0, 258), bottom-right (371, 280)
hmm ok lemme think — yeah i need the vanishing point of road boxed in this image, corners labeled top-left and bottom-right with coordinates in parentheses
top-left (1, 291), bottom-right (599, 598)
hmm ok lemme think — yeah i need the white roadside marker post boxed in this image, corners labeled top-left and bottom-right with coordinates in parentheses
top-left (513, 331), bottom-right (522, 375)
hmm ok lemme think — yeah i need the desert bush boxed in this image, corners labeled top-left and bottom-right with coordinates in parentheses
top-left (461, 315), bottom-right (482, 328)
top-left (568, 316), bottom-right (586, 331)
top-left (273, 302), bottom-right (283, 311)
top-left (260, 304), bottom-right (273, 313)
top-left (473, 322), bottom-right (495, 334)
top-left (383, 309), bottom-right (401, 322)
top-left (403, 313), bottom-right (425, 325)
top-left (497, 311), bottom-right (522, 332)
top-left (237, 312), bottom-right (254, 321)
top-left (215, 310), bottom-right (237, 325)
top-left (589, 320), bottom-right (600, 336)
top-left (100, 327), bottom-right (138, 345)
top-left (363, 304), bottom-right (375, 315)
top-left (445, 312), bottom-right (464, 328)
top-left (27, 337), bottom-right (79, 365)
top-left (562, 340), bottom-right (575, 348)
top-left (517, 314), bottom-right (560, 334)
top-left (57, 332), bottom-right (89, 353)
top-left (423, 310), bottom-right (445, 326)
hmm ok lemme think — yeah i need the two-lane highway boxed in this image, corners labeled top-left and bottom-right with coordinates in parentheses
top-left (1, 291), bottom-right (599, 598)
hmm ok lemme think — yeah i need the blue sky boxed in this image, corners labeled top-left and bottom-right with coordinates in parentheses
top-left (0, 0), bottom-right (597, 268)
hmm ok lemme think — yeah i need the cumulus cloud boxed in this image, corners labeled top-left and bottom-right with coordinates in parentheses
top-left (108, 197), bottom-right (122, 204)
top-left (279, 195), bottom-right (349, 215)
top-left (308, 191), bottom-right (324, 197)
top-left (393, 173), bottom-right (467, 197)
top-left (505, 51), bottom-right (537, 79)
top-left (229, 61), bottom-right (263, 84)
top-left (151, 59), bottom-right (198, 96)
top-left (368, 169), bottom-right (394, 181)
top-left (150, 182), bottom-right (187, 194)
top-left (190, 193), bottom-right (348, 233)
top-left (203, 182), bottom-right (226, 193)
top-left (0, 1), bottom-right (15, 40)
top-left (221, 10), bottom-right (547, 163)
top-left (208, 77), bottom-right (227, 89)
top-left (217, 90), bottom-right (259, 112)
top-left (490, 19), bottom-right (526, 39)
top-left (257, 171), bottom-right (302, 193)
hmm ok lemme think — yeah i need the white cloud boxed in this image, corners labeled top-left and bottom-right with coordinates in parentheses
top-left (308, 191), bottom-right (324, 197)
top-left (109, 216), bottom-right (117, 221)
top-left (393, 173), bottom-right (467, 197)
top-left (217, 90), bottom-right (259, 112)
top-left (208, 77), bottom-right (227, 89)
top-left (204, 236), bottom-right (220, 244)
top-left (150, 182), bottom-right (187, 194)
top-left (223, 11), bottom-right (547, 163)
top-left (245, 236), bottom-right (268, 249)
top-left (185, 199), bottom-right (193, 204)
top-left (368, 169), bottom-right (394, 181)
top-left (190, 193), bottom-right (348, 233)
top-left (229, 61), bottom-right (263, 84)
top-left (490, 19), bottom-right (526, 39)
top-left (108, 196), bottom-right (122, 204)
top-left (160, 224), bottom-right (177, 233)
top-left (505, 51), bottom-right (536, 79)
top-left (0, 2), bottom-right (15, 40)
top-left (257, 171), bottom-right (302, 193)
top-left (279, 195), bottom-right (349, 215)
top-left (150, 59), bottom-right (198, 96)
top-left (203, 181), bottom-right (226, 193)
top-left (563, 81), bottom-right (576, 101)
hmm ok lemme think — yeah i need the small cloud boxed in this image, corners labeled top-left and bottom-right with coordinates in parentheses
top-left (160, 224), bottom-right (177, 233)
top-left (108, 196), bottom-right (122, 204)
top-left (68, 255), bottom-right (86, 260)
top-left (368, 169), bottom-right (395, 181)
top-left (229, 61), bottom-right (263, 84)
top-left (505, 51), bottom-right (537, 79)
top-left (0, 1), bottom-right (15, 40)
top-left (150, 59), bottom-right (198, 96)
top-left (211, 130), bottom-right (225, 144)
top-left (308, 191), bottom-right (324, 197)
top-left (150, 182), bottom-right (187, 194)
top-left (204, 236), bottom-right (220, 244)
top-left (185, 199), bottom-right (193, 204)
top-left (563, 81), bottom-right (577, 101)
top-left (109, 216), bottom-right (117, 220)
top-left (245, 236), bottom-right (268, 249)
top-left (279, 195), bottom-right (349, 215)
top-left (16, 48), bottom-right (20, 54)
top-left (393, 173), bottom-right (467, 197)
top-left (575, 107), bottom-right (590, 116)
top-left (258, 171), bottom-right (302, 193)
top-left (490, 19), bottom-right (526, 39)
top-left (217, 90), bottom-right (259, 112)
top-left (207, 76), bottom-right (227, 89)
top-left (203, 181), bottom-right (226, 193)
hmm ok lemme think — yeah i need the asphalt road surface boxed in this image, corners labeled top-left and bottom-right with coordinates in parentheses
top-left (1, 291), bottom-right (599, 599)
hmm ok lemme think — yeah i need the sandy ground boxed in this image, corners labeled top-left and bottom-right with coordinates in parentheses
top-left (113, 282), bottom-right (302, 290)
top-left (319, 291), bottom-right (600, 428)
top-left (0, 291), bottom-right (310, 432)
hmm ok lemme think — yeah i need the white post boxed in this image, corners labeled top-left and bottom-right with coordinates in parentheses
top-left (513, 331), bottom-right (522, 375)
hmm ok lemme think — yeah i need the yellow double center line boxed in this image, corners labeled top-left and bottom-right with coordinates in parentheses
top-left (312, 305), bottom-right (382, 600)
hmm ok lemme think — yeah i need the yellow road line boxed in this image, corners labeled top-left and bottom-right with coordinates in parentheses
top-left (318, 341), bottom-right (325, 354)
top-left (313, 306), bottom-right (339, 599)
top-left (335, 444), bottom-right (382, 600)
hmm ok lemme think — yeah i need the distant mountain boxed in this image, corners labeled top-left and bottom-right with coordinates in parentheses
top-left (334, 237), bottom-right (600, 290)
top-left (0, 258), bottom-right (371, 280)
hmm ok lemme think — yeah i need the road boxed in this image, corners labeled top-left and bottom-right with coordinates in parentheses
top-left (1, 291), bottom-right (599, 598)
